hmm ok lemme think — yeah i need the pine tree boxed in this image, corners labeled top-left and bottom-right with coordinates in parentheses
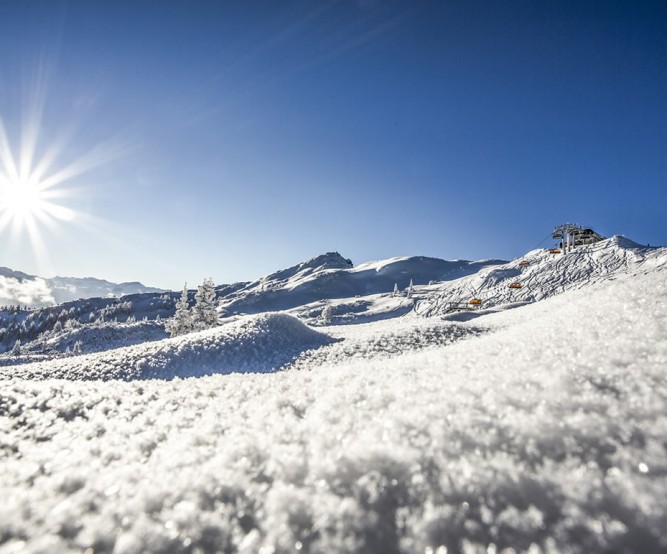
top-left (165, 284), bottom-right (193, 337)
top-left (192, 278), bottom-right (218, 332)
top-left (321, 304), bottom-right (333, 324)
top-left (11, 339), bottom-right (21, 356)
top-left (406, 279), bottom-right (414, 299)
top-left (392, 283), bottom-right (399, 297)
top-left (73, 340), bottom-right (83, 355)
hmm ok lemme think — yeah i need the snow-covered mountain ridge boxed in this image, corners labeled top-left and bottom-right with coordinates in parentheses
top-left (218, 251), bottom-right (505, 315)
top-left (0, 266), bottom-right (164, 307)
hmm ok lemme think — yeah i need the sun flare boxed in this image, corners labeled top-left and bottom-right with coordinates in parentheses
top-left (0, 178), bottom-right (45, 218)
top-left (0, 94), bottom-right (122, 265)
top-left (0, 133), bottom-right (79, 240)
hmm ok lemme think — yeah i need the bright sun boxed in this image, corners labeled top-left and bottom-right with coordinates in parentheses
top-left (0, 68), bottom-right (126, 268)
top-left (0, 178), bottom-right (45, 218)
top-left (0, 110), bottom-right (101, 243)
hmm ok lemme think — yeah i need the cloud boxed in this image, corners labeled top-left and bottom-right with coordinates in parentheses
top-left (0, 275), bottom-right (55, 307)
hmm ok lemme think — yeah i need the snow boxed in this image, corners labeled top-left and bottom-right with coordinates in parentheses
top-left (219, 253), bottom-right (503, 316)
top-left (1, 250), bottom-right (666, 552)
top-left (1, 313), bottom-right (334, 380)
top-left (417, 236), bottom-right (666, 316)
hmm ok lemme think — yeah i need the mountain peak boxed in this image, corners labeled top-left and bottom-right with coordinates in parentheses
top-left (300, 252), bottom-right (353, 271)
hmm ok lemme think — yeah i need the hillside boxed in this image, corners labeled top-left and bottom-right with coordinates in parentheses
top-left (416, 236), bottom-right (664, 317)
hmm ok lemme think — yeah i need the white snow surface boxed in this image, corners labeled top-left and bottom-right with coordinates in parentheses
top-left (1, 313), bottom-right (333, 381)
top-left (1, 259), bottom-right (666, 553)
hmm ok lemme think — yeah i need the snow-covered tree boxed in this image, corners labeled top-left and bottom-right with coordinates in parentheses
top-left (321, 304), bottom-right (333, 324)
top-left (73, 340), bottom-right (83, 355)
top-left (53, 321), bottom-right (63, 334)
top-left (406, 279), bottom-right (414, 299)
top-left (165, 284), bottom-right (193, 337)
top-left (192, 278), bottom-right (218, 332)
top-left (11, 339), bottom-right (21, 356)
top-left (392, 283), bottom-right (399, 297)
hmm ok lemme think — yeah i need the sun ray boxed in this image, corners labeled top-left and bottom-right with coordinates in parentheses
top-left (19, 60), bottom-right (49, 183)
top-left (0, 120), bottom-right (20, 182)
top-left (0, 61), bottom-right (135, 274)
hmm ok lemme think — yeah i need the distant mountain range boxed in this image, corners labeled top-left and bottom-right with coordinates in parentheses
top-left (0, 266), bottom-right (165, 308)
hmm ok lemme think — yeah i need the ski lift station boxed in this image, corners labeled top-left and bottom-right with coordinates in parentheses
top-left (552, 224), bottom-right (605, 252)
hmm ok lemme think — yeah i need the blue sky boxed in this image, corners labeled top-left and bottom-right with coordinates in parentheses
top-left (0, 0), bottom-right (665, 289)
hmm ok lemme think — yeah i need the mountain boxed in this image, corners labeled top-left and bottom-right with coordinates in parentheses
top-left (218, 251), bottom-right (506, 315)
top-left (0, 267), bottom-right (165, 308)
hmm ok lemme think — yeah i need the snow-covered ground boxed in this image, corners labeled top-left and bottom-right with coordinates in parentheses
top-left (1, 249), bottom-right (666, 553)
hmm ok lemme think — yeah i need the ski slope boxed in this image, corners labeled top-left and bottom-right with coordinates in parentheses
top-left (416, 236), bottom-right (664, 316)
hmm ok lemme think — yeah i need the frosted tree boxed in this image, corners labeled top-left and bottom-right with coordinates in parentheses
top-left (165, 284), bottom-right (193, 337)
top-left (392, 283), bottom-right (399, 297)
top-left (11, 339), bottom-right (21, 356)
top-left (321, 304), bottom-right (333, 324)
top-left (73, 340), bottom-right (83, 355)
top-left (192, 278), bottom-right (218, 332)
top-left (406, 279), bottom-right (414, 299)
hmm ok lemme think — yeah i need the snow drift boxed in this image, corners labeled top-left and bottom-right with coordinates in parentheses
top-left (1, 313), bottom-right (334, 381)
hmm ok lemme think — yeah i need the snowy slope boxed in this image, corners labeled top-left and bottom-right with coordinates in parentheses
top-left (1, 261), bottom-right (665, 553)
top-left (219, 251), bottom-right (504, 315)
top-left (0, 266), bottom-right (164, 308)
top-left (2, 313), bottom-right (334, 380)
top-left (6, 320), bottom-right (169, 362)
top-left (416, 236), bottom-right (666, 316)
